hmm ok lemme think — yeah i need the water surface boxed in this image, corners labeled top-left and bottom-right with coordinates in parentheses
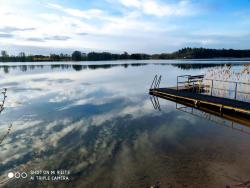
top-left (0, 60), bottom-right (249, 188)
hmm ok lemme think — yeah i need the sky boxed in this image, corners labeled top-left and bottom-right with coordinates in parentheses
top-left (0, 0), bottom-right (250, 55)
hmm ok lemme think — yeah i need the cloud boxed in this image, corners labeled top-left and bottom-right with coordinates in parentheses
top-left (118, 0), bottom-right (199, 17)
top-left (0, 26), bottom-right (35, 33)
top-left (118, 0), bottom-right (141, 8)
top-left (44, 35), bottom-right (71, 41)
top-left (26, 35), bottom-right (70, 42)
top-left (0, 0), bottom-right (249, 54)
top-left (26, 37), bottom-right (45, 42)
top-left (0, 33), bottom-right (13, 38)
top-left (77, 32), bottom-right (89, 36)
top-left (47, 3), bottom-right (105, 19)
top-left (189, 33), bottom-right (250, 47)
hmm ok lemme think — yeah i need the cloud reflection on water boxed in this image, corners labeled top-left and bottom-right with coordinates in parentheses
top-left (0, 62), bottom-right (249, 188)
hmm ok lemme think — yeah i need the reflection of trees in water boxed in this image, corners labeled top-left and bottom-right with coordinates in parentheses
top-left (1, 65), bottom-right (45, 73)
top-left (172, 63), bottom-right (250, 70)
top-left (1, 63), bottom-right (249, 73)
top-left (172, 63), bottom-right (227, 70)
top-left (0, 63), bottom-right (148, 73)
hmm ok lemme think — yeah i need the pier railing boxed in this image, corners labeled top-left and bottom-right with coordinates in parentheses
top-left (176, 74), bottom-right (250, 102)
top-left (177, 75), bottom-right (204, 92)
top-left (203, 79), bottom-right (250, 102)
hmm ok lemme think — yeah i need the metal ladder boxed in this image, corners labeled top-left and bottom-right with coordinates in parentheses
top-left (150, 75), bottom-right (162, 89)
top-left (150, 95), bottom-right (161, 111)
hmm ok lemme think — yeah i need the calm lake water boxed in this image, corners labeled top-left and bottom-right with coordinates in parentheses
top-left (0, 60), bottom-right (250, 188)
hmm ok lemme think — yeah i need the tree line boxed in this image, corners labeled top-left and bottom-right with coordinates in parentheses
top-left (0, 63), bottom-right (148, 73)
top-left (1, 48), bottom-right (250, 62)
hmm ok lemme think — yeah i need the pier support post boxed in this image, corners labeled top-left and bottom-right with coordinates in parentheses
top-left (234, 82), bottom-right (238, 100)
top-left (211, 80), bottom-right (213, 96)
top-left (177, 76), bottom-right (179, 91)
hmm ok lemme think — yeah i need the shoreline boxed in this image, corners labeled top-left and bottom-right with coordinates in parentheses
top-left (0, 59), bottom-right (250, 66)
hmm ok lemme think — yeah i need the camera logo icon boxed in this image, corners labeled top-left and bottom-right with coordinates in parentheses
top-left (7, 172), bottom-right (14, 178)
top-left (8, 172), bottom-right (28, 179)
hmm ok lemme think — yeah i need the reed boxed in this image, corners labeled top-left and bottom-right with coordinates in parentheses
top-left (204, 64), bottom-right (250, 102)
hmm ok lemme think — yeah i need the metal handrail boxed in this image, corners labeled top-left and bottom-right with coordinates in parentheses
top-left (176, 74), bottom-right (250, 100)
top-left (206, 87), bottom-right (250, 95)
top-left (177, 74), bottom-right (204, 91)
top-left (204, 78), bottom-right (250, 86)
top-left (203, 79), bottom-right (250, 100)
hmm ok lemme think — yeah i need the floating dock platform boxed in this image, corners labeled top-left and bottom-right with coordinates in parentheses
top-left (150, 87), bottom-right (250, 115)
top-left (149, 75), bottom-right (250, 116)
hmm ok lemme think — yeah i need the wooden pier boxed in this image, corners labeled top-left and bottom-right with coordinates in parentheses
top-left (150, 87), bottom-right (250, 115)
top-left (149, 75), bottom-right (250, 116)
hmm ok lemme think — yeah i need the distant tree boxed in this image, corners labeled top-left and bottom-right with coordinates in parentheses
top-left (59, 53), bottom-right (71, 61)
top-left (130, 53), bottom-right (150, 60)
top-left (1, 50), bottom-right (9, 62)
top-left (19, 52), bottom-right (25, 57)
top-left (1, 48), bottom-right (250, 62)
top-left (87, 52), bottom-right (99, 61)
top-left (50, 54), bottom-right (60, 61)
top-left (81, 53), bottom-right (87, 61)
top-left (72, 51), bottom-right (82, 61)
top-left (19, 52), bottom-right (26, 62)
top-left (1, 50), bottom-right (8, 57)
top-left (120, 52), bottom-right (129, 59)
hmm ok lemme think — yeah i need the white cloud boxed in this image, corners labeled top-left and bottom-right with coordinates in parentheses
top-left (118, 0), bottom-right (198, 17)
top-left (47, 3), bottom-right (105, 19)
top-left (119, 0), bottom-right (141, 8)
top-left (0, 0), bottom-right (248, 53)
top-left (0, 0), bottom-right (206, 53)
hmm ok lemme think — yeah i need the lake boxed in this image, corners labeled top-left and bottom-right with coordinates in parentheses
top-left (0, 60), bottom-right (250, 188)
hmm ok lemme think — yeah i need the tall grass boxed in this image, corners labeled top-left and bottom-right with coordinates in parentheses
top-left (203, 64), bottom-right (250, 102)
